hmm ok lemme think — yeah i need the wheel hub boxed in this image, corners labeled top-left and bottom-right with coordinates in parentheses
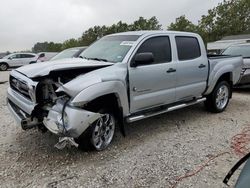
top-left (0, 64), bottom-right (7, 70)
top-left (216, 85), bottom-right (229, 110)
top-left (92, 114), bottom-right (115, 150)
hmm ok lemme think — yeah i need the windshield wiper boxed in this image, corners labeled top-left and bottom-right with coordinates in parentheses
top-left (80, 56), bottom-right (114, 63)
top-left (87, 57), bottom-right (108, 62)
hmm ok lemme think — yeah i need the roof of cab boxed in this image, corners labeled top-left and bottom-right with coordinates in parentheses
top-left (230, 43), bottom-right (250, 47)
top-left (110, 30), bottom-right (198, 37)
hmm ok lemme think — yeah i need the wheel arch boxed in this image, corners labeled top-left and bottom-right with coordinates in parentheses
top-left (71, 81), bottom-right (129, 116)
top-left (205, 72), bottom-right (233, 97)
top-left (81, 93), bottom-right (126, 136)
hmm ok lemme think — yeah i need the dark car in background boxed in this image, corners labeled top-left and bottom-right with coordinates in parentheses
top-left (224, 153), bottom-right (250, 188)
top-left (50, 46), bottom-right (87, 61)
top-left (222, 43), bottom-right (250, 87)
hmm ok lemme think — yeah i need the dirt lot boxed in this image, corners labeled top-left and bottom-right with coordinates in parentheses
top-left (1, 71), bottom-right (250, 188)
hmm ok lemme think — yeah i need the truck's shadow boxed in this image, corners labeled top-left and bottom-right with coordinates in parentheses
top-left (234, 88), bottom-right (250, 94)
top-left (12, 103), bottom-right (209, 166)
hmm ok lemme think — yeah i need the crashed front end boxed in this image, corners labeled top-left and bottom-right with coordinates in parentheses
top-left (7, 69), bottom-right (104, 142)
top-left (43, 98), bottom-right (102, 138)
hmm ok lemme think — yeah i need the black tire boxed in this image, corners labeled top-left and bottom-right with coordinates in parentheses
top-left (204, 81), bottom-right (231, 113)
top-left (0, 63), bottom-right (8, 71)
top-left (75, 108), bottom-right (116, 151)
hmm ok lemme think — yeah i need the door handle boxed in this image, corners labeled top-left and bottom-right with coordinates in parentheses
top-left (166, 68), bottom-right (176, 73)
top-left (198, 64), bottom-right (206, 68)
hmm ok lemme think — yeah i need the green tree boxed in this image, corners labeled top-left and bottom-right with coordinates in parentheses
top-left (78, 16), bottom-right (162, 46)
top-left (131, 16), bottom-right (162, 30)
top-left (168, 15), bottom-right (198, 32)
top-left (198, 0), bottom-right (250, 42)
top-left (32, 17), bottom-right (162, 51)
top-left (62, 38), bottom-right (80, 50)
top-left (32, 42), bottom-right (62, 53)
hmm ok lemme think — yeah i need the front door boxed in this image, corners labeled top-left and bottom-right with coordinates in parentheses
top-left (129, 36), bottom-right (176, 113)
top-left (9, 54), bottom-right (22, 67)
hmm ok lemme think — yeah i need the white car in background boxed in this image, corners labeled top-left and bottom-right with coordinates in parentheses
top-left (0, 53), bottom-right (38, 71)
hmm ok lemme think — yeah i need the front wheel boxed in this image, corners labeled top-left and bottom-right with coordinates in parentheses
top-left (205, 81), bottom-right (231, 113)
top-left (76, 109), bottom-right (116, 151)
top-left (0, 63), bottom-right (8, 71)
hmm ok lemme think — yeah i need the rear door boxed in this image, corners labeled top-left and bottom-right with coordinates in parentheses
top-left (20, 54), bottom-right (36, 65)
top-left (174, 36), bottom-right (208, 101)
top-left (128, 35), bottom-right (176, 113)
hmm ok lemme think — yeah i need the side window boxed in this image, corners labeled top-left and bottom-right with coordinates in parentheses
top-left (21, 54), bottom-right (35, 58)
top-left (135, 36), bottom-right (172, 64)
top-left (175, 36), bottom-right (201, 61)
top-left (11, 54), bottom-right (21, 59)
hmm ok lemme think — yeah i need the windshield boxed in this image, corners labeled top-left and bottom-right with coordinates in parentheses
top-left (51, 48), bottom-right (80, 61)
top-left (2, 54), bottom-right (12, 59)
top-left (79, 35), bottom-right (140, 63)
top-left (222, 45), bottom-right (250, 58)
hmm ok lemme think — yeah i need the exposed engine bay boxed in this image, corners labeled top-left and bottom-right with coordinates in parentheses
top-left (33, 65), bottom-right (110, 113)
top-left (33, 69), bottom-right (86, 123)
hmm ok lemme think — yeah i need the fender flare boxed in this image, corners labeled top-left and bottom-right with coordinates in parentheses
top-left (205, 65), bottom-right (233, 95)
top-left (71, 81), bottom-right (130, 115)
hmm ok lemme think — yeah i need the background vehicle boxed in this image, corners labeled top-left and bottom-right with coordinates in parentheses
top-left (222, 43), bottom-right (250, 87)
top-left (50, 46), bottom-right (87, 61)
top-left (7, 31), bottom-right (243, 151)
top-left (37, 52), bottom-right (58, 62)
top-left (224, 152), bottom-right (250, 188)
top-left (0, 52), bottom-right (38, 71)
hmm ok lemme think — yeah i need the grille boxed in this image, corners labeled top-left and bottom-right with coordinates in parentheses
top-left (10, 75), bottom-right (31, 100)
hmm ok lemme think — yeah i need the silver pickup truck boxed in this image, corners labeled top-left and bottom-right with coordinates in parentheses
top-left (7, 31), bottom-right (243, 151)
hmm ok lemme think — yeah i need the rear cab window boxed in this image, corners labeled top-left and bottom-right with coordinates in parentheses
top-left (175, 36), bottom-right (201, 61)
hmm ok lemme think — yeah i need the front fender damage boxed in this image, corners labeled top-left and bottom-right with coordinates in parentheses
top-left (43, 99), bottom-right (103, 149)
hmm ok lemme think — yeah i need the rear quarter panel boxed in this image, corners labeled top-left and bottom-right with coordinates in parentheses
top-left (205, 56), bottom-right (243, 95)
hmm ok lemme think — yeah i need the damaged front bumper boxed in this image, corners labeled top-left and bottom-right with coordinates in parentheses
top-left (43, 100), bottom-right (102, 138)
top-left (7, 87), bottom-right (102, 138)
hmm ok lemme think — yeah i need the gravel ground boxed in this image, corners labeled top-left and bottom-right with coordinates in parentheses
top-left (1, 70), bottom-right (250, 188)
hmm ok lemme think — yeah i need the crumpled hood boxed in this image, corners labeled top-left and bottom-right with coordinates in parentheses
top-left (57, 74), bottom-right (103, 97)
top-left (16, 58), bottom-right (114, 78)
top-left (56, 63), bottom-right (128, 97)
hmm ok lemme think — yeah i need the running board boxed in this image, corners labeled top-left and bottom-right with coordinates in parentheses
top-left (127, 98), bottom-right (206, 123)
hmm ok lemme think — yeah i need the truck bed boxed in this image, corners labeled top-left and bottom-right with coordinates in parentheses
top-left (204, 54), bottom-right (243, 95)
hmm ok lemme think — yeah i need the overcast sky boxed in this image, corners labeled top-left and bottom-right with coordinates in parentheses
top-left (0, 0), bottom-right (223, 52)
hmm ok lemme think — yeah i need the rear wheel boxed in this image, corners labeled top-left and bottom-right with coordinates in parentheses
top-left (76, 108), bottom-right (116, 151)
top-left (0, 63), bottom-right (8, 71)
top-left (205, 81), bottom-right (231, 113)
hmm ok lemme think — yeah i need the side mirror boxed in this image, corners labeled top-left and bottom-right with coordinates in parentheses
top-left (8, 57), bottom-right (13, 60)
top-left (131, 52), bottom-right (154, 67)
